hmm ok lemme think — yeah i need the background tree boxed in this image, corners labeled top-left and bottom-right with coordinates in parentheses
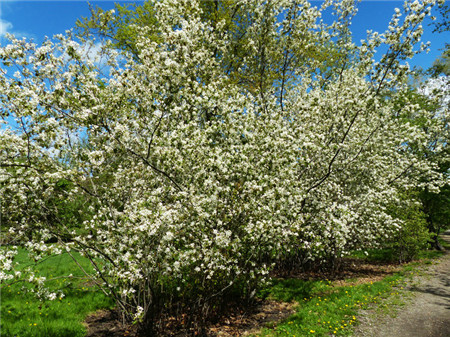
top-left (1, 0), bottom-right (445, 333)
top-left (417, 76), bottom-right (450, 249)
top-left (409, 1), bottom-right (450, 249)
top-left (76, 0), bottom-right (360, 103)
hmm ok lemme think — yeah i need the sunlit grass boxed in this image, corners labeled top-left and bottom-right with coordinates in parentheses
top-left (254, 245), bottom-right (445, 337)
top-left (257, 274), bottom-right (406, 336)
top-left (1, 249), bottom-right (114, 337)
top-left (1, 243), bottom-right (445, 336)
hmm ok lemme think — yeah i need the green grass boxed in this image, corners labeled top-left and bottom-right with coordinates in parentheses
top-left (254, 245), bottom-right (445, 337)
top-left (256, 275), bottom-right (406, 336)
top-left (416, 248), bottom-right (446, 260)
top-left (1, 243), bottom-right (445, 337)
top-left (438, 236), bottom-right (450, 250)
top-left (1, 249), bottom-right (114, 337)
top-left (350, 248), bottom-right (398, 263)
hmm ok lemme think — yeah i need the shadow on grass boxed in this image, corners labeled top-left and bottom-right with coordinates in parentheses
top-left (260, 279), bottom-right (320, 303)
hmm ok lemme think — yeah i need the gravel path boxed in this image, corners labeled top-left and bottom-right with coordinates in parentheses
top-left (353, 230), bottom-right (450, 337)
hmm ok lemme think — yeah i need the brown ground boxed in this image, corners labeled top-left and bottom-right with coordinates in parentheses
top-left (353, 230), bottom-right (450, 337)
top-left (83, 233), bottom-right (449, 337)
top-left (84, 309), bottom-right (133, 337)
top-left (206, 300), bottom-right (297, 336)
top-left (278, 258), bottom-right (403, 287)
top-left (83, 298), bottom-right (297, 337)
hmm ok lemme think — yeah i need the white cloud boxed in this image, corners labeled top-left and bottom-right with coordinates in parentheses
top-left (75, 41), bottom-right (126, 71)
top-left (0, 19), bottom-right (33, 40)
top-left (61, 41), bottom-right (106, 67)
top-left (79, 42), bottom-right (104, 63)
top-left (0, 19), bottom-right (13, 36)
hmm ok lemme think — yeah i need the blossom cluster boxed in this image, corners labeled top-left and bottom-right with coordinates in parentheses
top-left (0, 0), bottom-right (446, 329)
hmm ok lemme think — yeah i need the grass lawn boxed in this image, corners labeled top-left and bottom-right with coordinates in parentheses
top-left (1, 244), bottom-right (446, 337)
top-left (1, 249), bottom-right (114, 337)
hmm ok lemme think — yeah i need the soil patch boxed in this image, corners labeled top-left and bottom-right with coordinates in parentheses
top-left (83, 299), bottom-right (295, 337)
top-left (272, 257), bottom-right (403, 286)
top-left (84, 309), bottom-right (136, 337)
top-left (83, 255), bottom-right (405, 336)
top-left (206, 299), bottom-right (297, 336)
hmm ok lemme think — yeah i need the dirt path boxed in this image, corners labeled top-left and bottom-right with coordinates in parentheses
top-left (353, 230), bottom-right (450, 337)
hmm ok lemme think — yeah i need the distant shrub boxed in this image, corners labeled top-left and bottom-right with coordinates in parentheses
top-left (386, 193), bottom-right (431, 263)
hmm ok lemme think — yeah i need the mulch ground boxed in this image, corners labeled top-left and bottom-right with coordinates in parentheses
top-left (84, 309), bottom-right (132, 337)
top-left (84, 257), bottom-right (403, 337)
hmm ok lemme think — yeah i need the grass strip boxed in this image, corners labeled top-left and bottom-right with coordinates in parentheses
top-left (1, 249), bottom-right (113, 337)
top-left (255, 248), bottom-right (446, 337)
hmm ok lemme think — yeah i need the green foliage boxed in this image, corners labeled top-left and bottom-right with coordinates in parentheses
top-left (76, 1), bottom-right (161, 59)
top-left (75, 0), bottom-right (355, 98)
top-left (421, 181), bottom-right (450, 233)
top-left (398, 60), bottom-right (449, 251)
top-left (428, 47), bottom-right (450, 77)
top-left (46, 179), bottom-right (90, 231)
top-left (1, 175), bottom-right (90, 243)
top-left (386, 193), bottom-right (432, 263)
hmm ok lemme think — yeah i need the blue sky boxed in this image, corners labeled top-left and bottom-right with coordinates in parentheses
top-left (0, 0), bottom-right (448, 70)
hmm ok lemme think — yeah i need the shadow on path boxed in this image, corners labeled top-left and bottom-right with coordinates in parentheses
top-left (354, 231), bottom-right (450, 337)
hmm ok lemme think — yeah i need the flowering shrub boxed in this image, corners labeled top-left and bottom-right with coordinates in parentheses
top-left (0, 0), bottom-right (447, 332)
